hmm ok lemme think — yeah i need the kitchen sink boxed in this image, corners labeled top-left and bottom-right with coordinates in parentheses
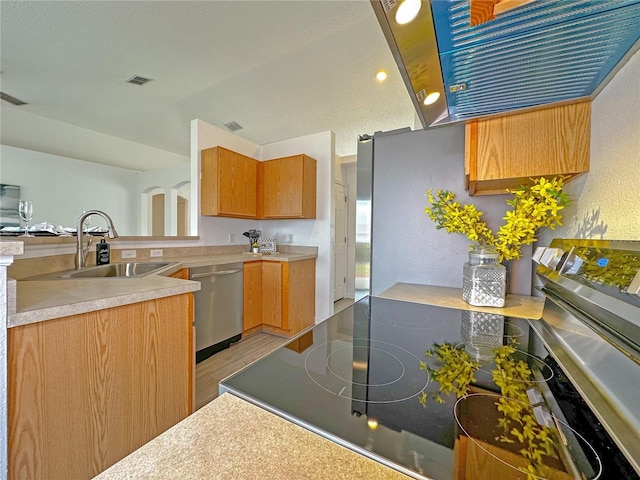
top-left (62, 262), bottom-right (175, 279)
top-left (25, 262), bottom-right (179, 280)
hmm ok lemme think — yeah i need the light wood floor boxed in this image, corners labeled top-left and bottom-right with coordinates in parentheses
top-left (195, 332), bottom-right (288, 409)
top-left (195, 298), bottom-right (354, 410)
top-left (334, 297), bottom-right (354, 314)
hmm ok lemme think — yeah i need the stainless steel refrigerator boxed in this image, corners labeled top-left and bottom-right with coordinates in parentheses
top-left (356, 124), bottom-right (533, 297)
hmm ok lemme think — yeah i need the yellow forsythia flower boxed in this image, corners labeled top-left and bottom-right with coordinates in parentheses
top-left (424, 177), bottom-right (569, 261)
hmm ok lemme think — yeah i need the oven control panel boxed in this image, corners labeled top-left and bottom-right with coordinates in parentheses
top-left (534, 241), bottom-right (640, 298)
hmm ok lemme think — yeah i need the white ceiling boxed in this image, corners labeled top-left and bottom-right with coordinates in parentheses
top-left (0, 0), bottom-right (418, 170)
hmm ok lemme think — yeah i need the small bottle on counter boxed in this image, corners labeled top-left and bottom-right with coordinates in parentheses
top-left (96, 237), bottom-right (110, 265)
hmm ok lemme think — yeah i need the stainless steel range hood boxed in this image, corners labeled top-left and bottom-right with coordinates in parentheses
top-left (372, 0), bottom-right (640, 128)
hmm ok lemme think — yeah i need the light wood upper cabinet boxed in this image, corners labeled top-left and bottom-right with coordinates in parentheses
top-left (465, 101), bottom-right (591, 195)
top-left (201, 146), bottom-right (258, 218)
top-left (8, 294), bottom-right (194, 480)
top-left (260, 155), bottom-right (317, 219)
top-left (201, 148), bottom-right (317, 219)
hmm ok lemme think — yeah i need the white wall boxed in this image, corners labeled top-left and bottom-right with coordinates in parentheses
top-left (1, 108), bottom-right (187, 171)
top-left (538, 50), bottom-right (640, 244)
top-left (0, 145), bottom-right (139, 235)
top-left (2, 109), bottom-right (193, 237)
top-left (0, 145), bottom-right (191, 237)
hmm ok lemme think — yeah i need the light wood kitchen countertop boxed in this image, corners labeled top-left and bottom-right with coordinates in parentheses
top-left (93, 392), bottom-right (410, 480)
top-left (378, 283), bottom-right (545, 319)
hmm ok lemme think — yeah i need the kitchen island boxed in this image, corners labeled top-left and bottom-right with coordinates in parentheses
top-left (94, 392), bottom-right (410, 480)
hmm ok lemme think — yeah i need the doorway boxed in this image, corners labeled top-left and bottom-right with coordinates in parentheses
top-left (151, 193), bottom-right (165, 236)
top-left (334, 181), bottom-right (347, 301)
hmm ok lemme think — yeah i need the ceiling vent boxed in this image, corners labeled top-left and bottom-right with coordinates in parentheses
top-left (224, 121), bottom-right (243, 132)
top-left (125, 75), bottom-right (153, 86)
top-left (1, 91), bottom-right (28, 106)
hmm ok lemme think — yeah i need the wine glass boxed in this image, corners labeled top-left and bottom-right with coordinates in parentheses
top-left (18, 200), bottom-right (34, 237)
top-left (82, 210), bottom-right (92, 233)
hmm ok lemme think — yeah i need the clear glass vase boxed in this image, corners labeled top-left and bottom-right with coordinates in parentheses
top-left (462, 244), bottom-right (506, 307)
top-left (461, 310), bottom-right (505, 361)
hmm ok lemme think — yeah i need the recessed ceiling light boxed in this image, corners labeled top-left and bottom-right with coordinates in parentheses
top-left (375, 69), bottom-right (388, 82)
top-left (395, 0), bottom-right (421, 25)
top-left (423, 91), bottom-right (440, 105)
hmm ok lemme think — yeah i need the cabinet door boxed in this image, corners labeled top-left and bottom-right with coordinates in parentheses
top-left (243, 261), bottom-right (263, 332)
top-left (201, 146), bottom-right (257, 217)
top-left (261, 155), bottom-right (316, 218)
top-left (465, 101), bottom-right (590, 195)
top-left (287, 258), bottom-right (316, 334)
top-left (169, 268), bottom-right (189, 279)
top-left (218, 149), bottom-right (257, 217)
top-left (8, 295), bottom-right (193, 479)
top-left (261, 261), bottom-right (283, 328)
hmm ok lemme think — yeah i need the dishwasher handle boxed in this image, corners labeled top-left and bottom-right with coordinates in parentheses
top-left (191, 268), bottom-right (243, 279)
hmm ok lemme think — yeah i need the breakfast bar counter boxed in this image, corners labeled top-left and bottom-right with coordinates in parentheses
top-left (93, 393), bottom-right (410, 480)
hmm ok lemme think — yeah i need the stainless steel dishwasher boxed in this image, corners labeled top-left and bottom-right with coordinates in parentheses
top-left (190, 262), bottom-right (243, 363)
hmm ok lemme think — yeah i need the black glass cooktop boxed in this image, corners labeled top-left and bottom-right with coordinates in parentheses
top-left (220, 296), bottom-right (605, 480)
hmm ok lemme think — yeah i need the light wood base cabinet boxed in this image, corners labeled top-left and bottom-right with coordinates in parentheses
top-left (8, 294), bottom-right (194, 480)
top-left (465, 101), bottom-right (590, 195)
top-left (243, 259), bottom-right (315, 337)
top-left (168, 267), bottom-right (190, 279)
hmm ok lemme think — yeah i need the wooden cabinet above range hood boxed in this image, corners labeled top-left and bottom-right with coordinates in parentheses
top-left (464, 101), bottom-right (590, 195)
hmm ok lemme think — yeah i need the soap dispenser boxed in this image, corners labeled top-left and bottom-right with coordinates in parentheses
top-left (96, 237), bottom-right (110, 265)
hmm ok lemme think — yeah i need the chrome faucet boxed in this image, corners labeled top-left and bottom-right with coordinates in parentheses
top-left (76, 210), bottom-right (119, 269)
